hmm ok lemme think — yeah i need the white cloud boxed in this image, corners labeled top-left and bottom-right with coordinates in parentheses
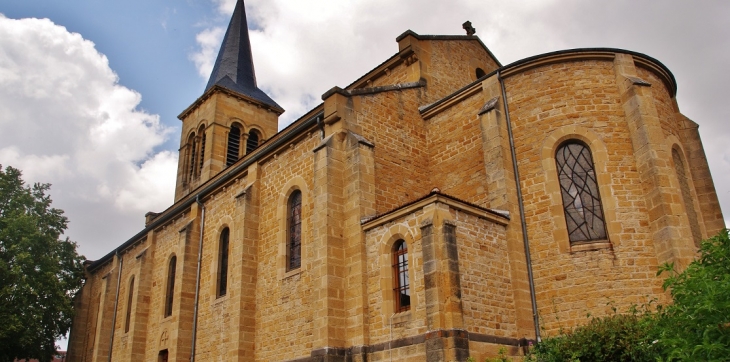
top-left (190, 27), bottom-right (225, 79)
top-left (0, 15), bottom-right (177, 259)
top-left (214, 0), bottom-right (236, 14)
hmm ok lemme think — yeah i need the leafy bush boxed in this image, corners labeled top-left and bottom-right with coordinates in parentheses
top-left (528, 308), bottom-right (660, 362)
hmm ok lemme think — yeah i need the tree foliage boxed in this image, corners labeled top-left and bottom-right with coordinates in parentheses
top-left (0, 165), bottom-right (85, 361)
top-left (655, 229), bottom-right (730, 361)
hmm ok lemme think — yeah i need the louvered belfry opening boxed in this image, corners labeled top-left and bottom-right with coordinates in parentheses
top-left (246, 130), bottom-right (259, 155)
top-left (226, 125), bottom-right (241, 166)
top-left (198, 131), bottom-right (206, 177)
top-left (187, 133), bottom-right (197, 181)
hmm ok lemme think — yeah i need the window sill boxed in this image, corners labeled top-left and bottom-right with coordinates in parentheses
top-left (570, 240), bottom-right (612, 253)
top-left (282, 267), bottom-right (303, 280)
top-left (390, 310), bottom-right (412, 325)
top-left (212, 293), bottom-right (229, 305)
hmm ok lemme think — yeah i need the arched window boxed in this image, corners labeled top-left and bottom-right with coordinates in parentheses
top-left (393, 240), bottom-right (410, 312)
top-left (672, 148), bottom-right (701, 247)
top-left (555, 141), bottom-right (607, 242)
top-left (124, 276), bottom-right (134, 333)
top-left (187, 132), bottom-right (197, 181)
top-left (164, 256), bottom-right (176, 317)
top-left (287, 190), bottom-right (302, 271)
top-left (475, 67), bottom-right (486, 79)
top-left (218, 228), bottom-right (230, 297)
top-left (226, 125), bottom-right (241, 166)
top-left (198, 126), bottom-right (206, 177)
top-left (246, 130), bottom-right (260, 155)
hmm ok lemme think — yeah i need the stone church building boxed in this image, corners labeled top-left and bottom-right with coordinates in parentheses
top-left (67, 0), bottom-right (725, 360)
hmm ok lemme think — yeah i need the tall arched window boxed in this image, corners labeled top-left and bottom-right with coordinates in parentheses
top-left (187, 132), bottom-right (197, 181)
top-left (164, 256), bottom-right (176, 317)
top-left (218, 228), bottom-right (230, 297)
top-left (226, 125), bottom-right (241, 166)
top-left (198, 126), bottom-right (206, 177)
top-left (393, 240), bottom-right (410, 312)
top-left (672, 148), bottom-right (701, 247)
top-left (246, 130), bottom-right (260, 155)
top-left (124, 276), bottom-right (134, 333)
top-left (287, 190), bottom-right (302, 271)
top-left (555, 141), bottom-right (607, 242)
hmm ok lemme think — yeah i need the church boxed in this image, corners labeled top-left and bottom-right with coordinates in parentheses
top-left (66, 0), bottom-right (725, 361)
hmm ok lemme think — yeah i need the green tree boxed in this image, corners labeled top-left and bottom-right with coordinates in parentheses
top-left (0, 165), bottom-right (85, 361)
top-left (655, 229), bottom-right (730, 361)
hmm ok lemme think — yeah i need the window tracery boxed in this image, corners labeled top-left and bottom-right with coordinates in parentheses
top-left (555, 141), bottom-right (607, 242)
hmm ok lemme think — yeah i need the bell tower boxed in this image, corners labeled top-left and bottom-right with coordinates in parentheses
top-left (174, 0), bottom-right (284, 201)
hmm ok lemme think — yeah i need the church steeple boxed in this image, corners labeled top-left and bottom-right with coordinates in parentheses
top-left (206, 0), bottom-right (282, 111)
top-left (174, 0), bottom-right (283, 201)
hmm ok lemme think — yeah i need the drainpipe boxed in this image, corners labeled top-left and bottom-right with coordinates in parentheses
top-left (316, 114), bottom-right (325, 139)
top-left (190, 195), bottom-right (205, 362)
top-left (108, 251), bottom-right (123, 362)
top-left (498, 71), bottom-right (541, 342)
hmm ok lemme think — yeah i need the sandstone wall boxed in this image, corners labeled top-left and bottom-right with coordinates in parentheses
top-left (503, 59), bottom-right (669, 332)
top-left (255, 131), bottom-right (319, 361)
top-left (426, 91), bottom-right (490, 206)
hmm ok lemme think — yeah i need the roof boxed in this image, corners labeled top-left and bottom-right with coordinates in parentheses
top-left (205, 0), bottom-right (282, 110)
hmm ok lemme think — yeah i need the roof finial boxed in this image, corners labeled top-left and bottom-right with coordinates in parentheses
top-left (205, 0), bottom-right (282, 111)
top-left (462, 21), bottom-right (476, 36)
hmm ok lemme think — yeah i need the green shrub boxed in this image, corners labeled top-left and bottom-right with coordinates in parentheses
top-left (528, 308), bottom-right (660, 362)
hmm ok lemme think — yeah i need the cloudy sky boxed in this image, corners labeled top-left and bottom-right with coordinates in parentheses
top-left (1, 0), bottom-right (728, 262)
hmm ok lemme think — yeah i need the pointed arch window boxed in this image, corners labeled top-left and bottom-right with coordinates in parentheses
top-left (246, 130), bottom-right (260, 155)
top-left (124, 276), bottom-right (135, 333)
top-left (393, 240), bottom-right (410, 312)
top-left (226, 125), bottom-right (241, 166)
top-left (287, 190), bottom-right (302, 271)
top-left (164, 256), bottom-right (176, 317)
top-left (218, 228), bottom-right (230, 297)
top-left (555, 141), bottom-right (607, 242)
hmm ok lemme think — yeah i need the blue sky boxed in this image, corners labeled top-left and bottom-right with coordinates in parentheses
top-left (1, 0), bottom-right (729, 265)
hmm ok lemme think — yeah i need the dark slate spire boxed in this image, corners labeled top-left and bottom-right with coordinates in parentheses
top-left (205, 0), bottom-right (282, 110)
